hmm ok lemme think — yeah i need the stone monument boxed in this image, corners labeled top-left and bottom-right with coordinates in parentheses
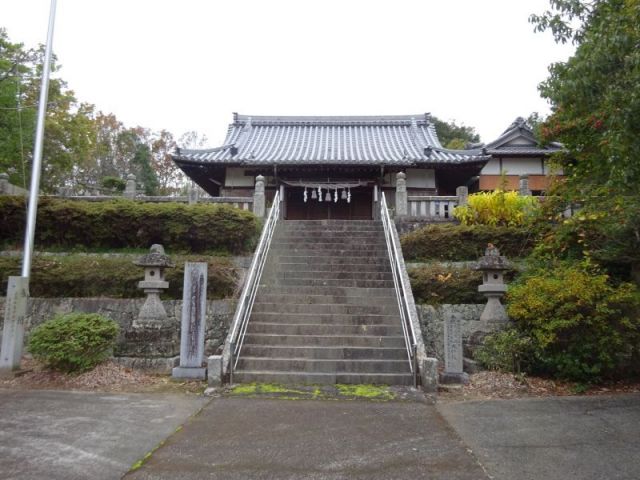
top-left (440, 315), bottom-right (469, 384)
top-left (253, 175), bottom-right (266, 218)
top-left (133, 244), bottom-right (174, 329)
top-left (172, 262), bottom-right (208, 380)
top-left (0, 276), bottom-right (28, 376)
top-left (475, 244), bottom-right (511, 324)
top-left (395, 172), bottom-right (407, 216)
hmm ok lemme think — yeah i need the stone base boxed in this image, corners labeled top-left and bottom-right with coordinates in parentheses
top-left (421, 357), bottom-right (439, 393)
top-left (439, 371), bottom-right (470, 385)
top-left (172, 366), bottom-right (207, 380)
top-left (112, 356), bottom-right (179, 374)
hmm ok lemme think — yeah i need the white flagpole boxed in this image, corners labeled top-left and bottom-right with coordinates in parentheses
top-left (21, 0), bottom-right (58, 278)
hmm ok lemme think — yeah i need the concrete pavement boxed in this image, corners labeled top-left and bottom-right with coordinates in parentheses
top-left (124, 396), bottom-right (489, 480)
top-left (438, 394), bottom-right (640, 480)
top-left (0, 389), bottom-right (208, 480)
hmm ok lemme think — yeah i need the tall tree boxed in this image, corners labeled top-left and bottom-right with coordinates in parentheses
top-left (150, 129), bottom-right (182, 195)
top-left (431, 116), bottom-right (480, 149)
top-left (531, 0), bottom-right (640, 281)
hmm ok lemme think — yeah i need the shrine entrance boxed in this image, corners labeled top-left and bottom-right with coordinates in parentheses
top-left (284, 184), bottom-right (373, 220)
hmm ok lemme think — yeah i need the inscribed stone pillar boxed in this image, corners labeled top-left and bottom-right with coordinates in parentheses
top-left (172, 262), bottom-right (208, 379)
top-left (519, 174), bottom-right (531, 196)
top-left (456, 186), bottom-right (469, 206)
top-left (124, 174), bottom-right (136, 199)
top-left (0, 276), bottom-right (29, 375)
top-left (253, 175), bottom-right (266, 218)
top-left (440, 316), bottom-right (469, 384)
top-left (395, 172), bottom-right (407, 217)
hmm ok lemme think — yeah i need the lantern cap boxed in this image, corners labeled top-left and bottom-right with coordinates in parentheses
top-left (134, 244), bottom-right (175, 268)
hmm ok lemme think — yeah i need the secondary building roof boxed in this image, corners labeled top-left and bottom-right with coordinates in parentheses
top-left (480, 117), bottom-right (563, 156)
top-left (173, 113), bottom-right (489, 167)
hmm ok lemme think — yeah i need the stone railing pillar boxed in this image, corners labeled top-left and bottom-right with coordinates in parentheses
top-left (519, 174), bottom-right (531, 196)
top-left (188, 181), bottom-right (199, 205)
top-left (456, 186), bottom-right (468, 206)
top-left (395, 172), bottom-right (407, 217)
top-left (253, 175), bottom-right (266, 218)
top-left (124, 174), bottom-right (137, 199)
top-left (0, 173), bottom-right (9, 195)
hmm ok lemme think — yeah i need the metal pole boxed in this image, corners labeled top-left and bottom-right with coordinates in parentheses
top-left (21, 0), bottom-right (57, 278)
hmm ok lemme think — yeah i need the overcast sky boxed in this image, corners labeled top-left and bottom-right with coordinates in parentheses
top-left (1, 0), bottom-right (574, 146)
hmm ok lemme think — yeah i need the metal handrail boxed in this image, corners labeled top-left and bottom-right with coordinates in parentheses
top-left (380, 192), bottom-right (418, 386)
top-left (228, 190), bottom-right (280, 376)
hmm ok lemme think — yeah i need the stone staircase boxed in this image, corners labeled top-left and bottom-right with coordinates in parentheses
top-left (233, 219), bottom-right (413, 385)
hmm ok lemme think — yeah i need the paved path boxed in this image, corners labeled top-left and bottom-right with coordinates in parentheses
top-left (438, 394), bottom-right (640, 480)
top-left (124, 397), bottom-right (489, 480)
top-left (0, 389), bottom-right (208, 480)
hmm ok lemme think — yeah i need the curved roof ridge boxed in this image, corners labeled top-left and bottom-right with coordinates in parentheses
top-left (234, 113), bottom-right (431, 125)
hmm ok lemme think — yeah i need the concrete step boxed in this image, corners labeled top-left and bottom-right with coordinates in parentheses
top-left (251, 302), bottom-right (400, 315)
top-left (232, 370), bottom-right (413, 386)
top-left (246, 322), bottom-right (403, 336)
top-left (271, 240), bottom-right (387, 248)
top-left (249, 312), bottom-right (401, 325)
top-left (274, 231), bottom-right (385, 241)
top-left (269, 247), bottom-right (389, 256)
top-left (242, 333), bottom-right (406, 348)
top-left (257, 286), bottom-right (396, 297)
top-left (239, 345), bottom-right (408, 360)
top-left (266, 262), bottom-right (392, 274)
top-left (270, 256), bottom-right (390, 266)
top-left (236, 357), bottom-right (410, 374)
top-left (268, 278), bottom-right (396, 288)
top-left (264, 271), bottom-right (393, 281)
top-left (254, 293), bottom-right (396, 306)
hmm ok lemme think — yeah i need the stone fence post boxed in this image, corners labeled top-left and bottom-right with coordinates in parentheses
top-left (456, 186), bottom-right (468, 206)
top-left (253, 175), bottom-right (266, 218)
top-left (519, 174), bottom-right (531, 196)
top-left (395, 172), bottom-right (407, 217)
top-left (0, 173), bottom-right (9, 195)
top-left (124, 174), bottom-right (137, 199)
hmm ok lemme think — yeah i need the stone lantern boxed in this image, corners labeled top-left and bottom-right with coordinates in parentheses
top-left (133, 244), bottom-right (174, 328)
top-left (475, 244), bottom-right (511, 324)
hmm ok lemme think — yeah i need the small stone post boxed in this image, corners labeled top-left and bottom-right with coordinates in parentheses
top-left (187, 181), bottom-right (199, 204)
top-left (0, 173), bottom-right (9, 195)
top-left (395, 172), bottom-right (407, 217)
top-left (0, 276), bottom-right (29, 376)
top-left (124, 173), bottom-right (136, 199)
top-left (456, 186), bottom-right (469, 206)
top-left (519, 174), bottom-right (531, 196)
top-left (172, 262), bottom-right (208, 380)
top-left (253, 175), bottom-right (266, 218)
top-left (475, 244), bottom-right (511, 324)
top-left (440, 315), bottom-right (469, 384)
top-left (132, 245), bottom-right (174, 329)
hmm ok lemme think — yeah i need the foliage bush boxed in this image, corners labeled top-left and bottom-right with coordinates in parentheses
top-left (453, 190), bottom-right (540, 227)
top-left (28, 313), bottom-right (119, 372)
top-left (0, 196), bottom-right (259, 254)
top-left (474, 327), bottom-right (536, 374)
top-left (502, 263), bottom-right (640, 382)
top-left (0, 255), bottom-right (238, 299)
top-left (409, 265), bottom-right (484, 305)
top-left (400, 224), bottom-right (534, 261)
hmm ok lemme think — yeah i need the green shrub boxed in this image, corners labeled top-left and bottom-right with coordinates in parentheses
top-left (0, 255), bottom-right (238, 299)
top-left (28, 313), bottom-right (119, 372)
top-left (506, 264), bottom-right (640, 382)
top-left (454, 190), bottom-right (540, 227)
top-left (409, 264), bottom-right (518, 305)
top-left (474, 327), bottom-right (536, 373)
top-left (401, 224), bottom-right (534, 261)
top-left (0, 196), bottom-right (259, 254)
top-left (409, 265), bottom-right (484, 305)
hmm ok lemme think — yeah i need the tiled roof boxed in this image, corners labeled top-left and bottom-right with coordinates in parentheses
top-left (483, 117), bottom-right (563, 156)
top-left (173, 114), bottom-right (488, 167)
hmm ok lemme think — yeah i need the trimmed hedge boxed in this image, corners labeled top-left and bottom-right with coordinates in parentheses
top-left (401, 224), bottom-right (535, 261)
top-left (0, 196), bottom-right (259, 254)
top-left (0, 255), bottom-right (238, 299)
top-left (408, 263), bottom-right (519, 305)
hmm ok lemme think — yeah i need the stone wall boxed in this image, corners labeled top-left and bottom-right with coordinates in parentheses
top-left (0, 297), bottom-right (235, 373)
top-left (417, 304), bottom-right (502, 360)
